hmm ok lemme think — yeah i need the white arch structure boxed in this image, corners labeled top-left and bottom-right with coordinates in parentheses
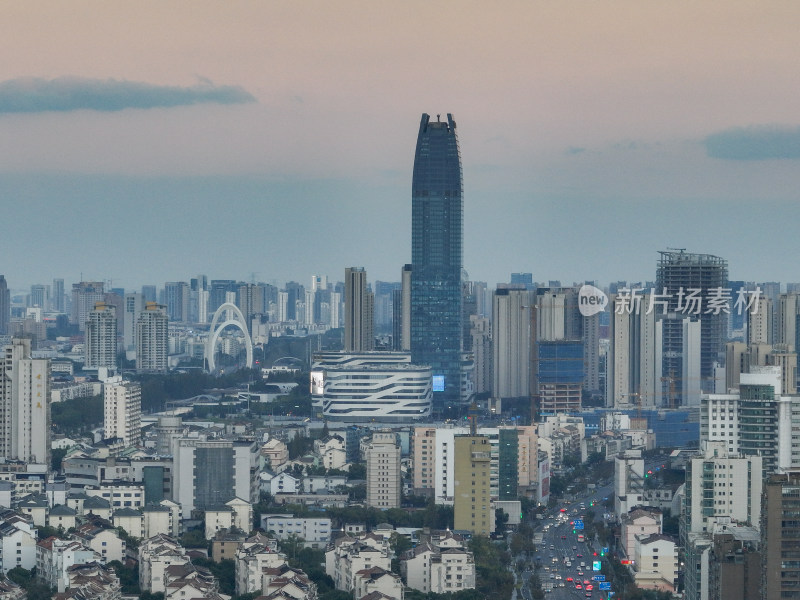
top-left (205, 302), bottom-right (253, 373)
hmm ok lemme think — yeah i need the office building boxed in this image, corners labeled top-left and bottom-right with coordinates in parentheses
top-left (656, 250), bottom-right (728, 395)
top-left (71, 281), bottom-right (105, 331)
top-left (136, 302), bottom-right (168, 374)
top-left (311, 352), bottom-right (431, 422)
top-left (29, 284), bottom-right (47, 310)
top-left (84, 302), bottom-right (117, 371)
top-left (365, 431), bottom-right (400, 509)
top-left (51, 278), bottom-right (65, 313)
top-left (238, 283), bottom-right (264, 326)
top-left (344, 267), bottom-right (374, 352)
top-left (537, 340), bottom-right (583, 413)
top-left (492, 288), bottom-right (532, 399)
top-left (0, 338), bottom-right (50, 466)
top-left (164, 282), bottom-right (189, 322)
top-left (411, 113), bottom-right (464, 408)
top-left (394, 264), bottom-right (412, 352)
top-left (104, 376), bottom-right (142, 446)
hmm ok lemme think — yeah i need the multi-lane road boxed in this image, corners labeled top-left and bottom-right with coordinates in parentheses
top-left (525, 481), bottom-right (615, 599)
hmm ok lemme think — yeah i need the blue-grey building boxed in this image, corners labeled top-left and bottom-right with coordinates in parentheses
top-left (411, 113), bottom-right (464, 409)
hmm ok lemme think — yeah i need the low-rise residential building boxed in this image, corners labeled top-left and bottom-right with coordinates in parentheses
top-left (205, 497), bottom-right (252, 539)
top-left (402, 531), bottom-right (476, 595)
top-left (234, 533), bottom-right (286, 595)
top-left (632, 533), bottom-right (678, 592)
top-left (302, 474), bottom-right (347, 494)
top-left (262, 514), bottom-right (332, 549)
top-left (325, 536), bottom-right (391, 593)
top-left (0, 576), bottom-right (24, 599)
top-left (17, 494), bottom-right (48, 527)
top-left (143, 500), bottom-right (181, 539)
top-left (260, 471), bottom-right (299, 496)
top-left (36, 537), bottom-right (98, 593)
top-left (138, 534), bottom-right (190, 594)
top-left (211, 529), bottom-right (246, 563)
top-left (621, 508), bottom-right (662, 558)
top-left (57, 562), bottom-right (121, 600)
top-left (353, 566), bottom-right (403, 600)
top-left (48, 505), bottom-right (78, 531)
top-left (73, 521), bottom-right (125, 564)
top-left (0, 511), bottom-right (37, 573)
top-left (261, 438), bottom-right (290, 472)
top-left (261, 564), bottom-right (318, 600)
top-left (113, 507), bottom-right (144, 539)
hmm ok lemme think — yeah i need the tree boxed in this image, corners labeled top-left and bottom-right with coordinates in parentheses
top-left (495, 508), bottom-right (509, 532)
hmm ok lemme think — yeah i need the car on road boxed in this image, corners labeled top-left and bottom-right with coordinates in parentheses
top-left (576, 584), bottom-right (583, 589)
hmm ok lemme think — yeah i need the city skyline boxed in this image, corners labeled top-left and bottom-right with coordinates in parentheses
top-left (3, 3), bottom-right (800, 289)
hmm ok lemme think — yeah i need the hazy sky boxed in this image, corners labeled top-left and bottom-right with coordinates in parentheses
top-left (3, 2), bottom-right (800, 292)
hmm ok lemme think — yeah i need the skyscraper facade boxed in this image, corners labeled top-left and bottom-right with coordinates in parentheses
top-left (411, 113), bottom-right (464, 408)
top-left (656, 250), bottom-right (728, 397)
top-left (344, 267), bottom-right (374, 352)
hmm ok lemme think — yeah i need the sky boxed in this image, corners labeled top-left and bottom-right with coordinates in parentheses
top-left (2, 1), bottom-right (800, 293)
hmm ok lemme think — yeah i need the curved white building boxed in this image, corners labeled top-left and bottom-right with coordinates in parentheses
top-left (320, 361), bottom-right (432, 423)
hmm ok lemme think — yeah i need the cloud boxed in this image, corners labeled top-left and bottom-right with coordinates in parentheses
top-left (566, 146), bottom-right (585, 155)
top-left (0, 76), bottom-right (256, 114)
top-left (704, 125), bottom-right (800, 160)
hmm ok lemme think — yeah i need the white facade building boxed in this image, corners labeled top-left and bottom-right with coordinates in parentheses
top-left (103, 376), bottom-right (142, 446)
top-left (0, 339), bottom-right (50, 466)
top-left (263, 515), bottom-right (332, 549)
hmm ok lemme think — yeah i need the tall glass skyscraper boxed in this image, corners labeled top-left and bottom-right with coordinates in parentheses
top-left (411, 113), bottom-right (464, 409)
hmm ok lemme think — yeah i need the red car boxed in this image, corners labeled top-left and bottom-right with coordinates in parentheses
top-left (566, 577), bottom-right (573, 582)
top-left (561, 535), bottom-right (567, 539)
top-left (576, 584), bottom-right (583, 589)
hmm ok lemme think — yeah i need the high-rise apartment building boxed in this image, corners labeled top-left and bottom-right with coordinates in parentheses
top-left (104, 376), bottom-right (142, 446)
top-left (84, 302), bottom-right (117, 371)
top-left (763, 471), bottom-right (800, 600)
top-left (365, 431), bottom-right (400, 509)
top-left (0, 276), bottom-right (8, 335)
top-left (453, 434), bottom-right (492, 536)
top-left (411, 113), bottom-right (464, 408)
top-left (71, 281), bottom-right (105, 331)
top-left (682, 441), bottom-right (763, 600)
top-left (123, 293), bottom-right (144, 357)
top-left (0, 338), bottom-right (50, 466)
top-left (136, 302), bottom-right (168, 374)
top-left (344, 267), bottom-right (374, 352)
top-left (656, 250), bottom-right (728, 396)
top-left (492, 288), bottom-right (531, 399)
top-left (747, 295), bottom-right (772, 345)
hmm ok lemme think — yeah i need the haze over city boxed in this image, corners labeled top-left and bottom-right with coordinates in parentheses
top-left (3, 2), bottom-right (800, 289)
